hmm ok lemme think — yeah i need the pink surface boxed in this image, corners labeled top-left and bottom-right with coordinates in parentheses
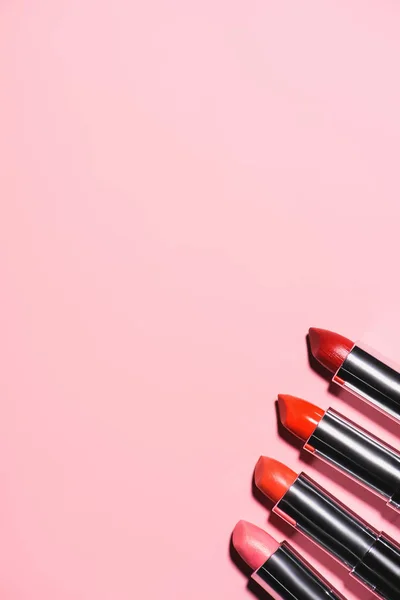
top-left (233, 521), bottom-right (280, 571)
top-left (1, 2), bottom-right (400, 599)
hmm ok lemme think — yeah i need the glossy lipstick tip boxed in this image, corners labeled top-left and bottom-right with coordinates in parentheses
top-left (232, 521), bottom-right (280, 571)
top-left (308, 327), bottom-right (353, 373)
top-left (254, 457), bottom-right (297, 504)
top-left (278, 394), bottom-right (324, 442)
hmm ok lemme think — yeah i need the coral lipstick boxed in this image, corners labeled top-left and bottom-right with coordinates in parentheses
top-left (254, 457), bottom-right (400, 600)
top-left (278, 395), bottom-right (400, 510)
top-left (309, 327), bottom-right (400, 423)
top-left (232, 521), bottom-right (345, 600)
top-left (254, 458), bottom-right (298, 505)
top-left (254, 457), bottom-right (297, 505)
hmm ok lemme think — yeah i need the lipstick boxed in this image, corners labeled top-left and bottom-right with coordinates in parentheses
top-left (278, 394), bottom-right (400, 511)
top-left (232, 520), bottom-right (345, 600)
top-left (309, 327), bottom-right (400, 423)
top-left (255, 457), bottom-right (400, 600)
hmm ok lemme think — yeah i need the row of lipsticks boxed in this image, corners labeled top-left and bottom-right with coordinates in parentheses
top-left (231, 328), bottom-right (400, 600)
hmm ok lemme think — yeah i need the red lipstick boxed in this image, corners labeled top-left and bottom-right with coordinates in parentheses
top-left (232, 520), bottom-right (344, 600)
top-left (278, 394), bottom-right (400, 511)
top-left (308, 328), bottom-right (353, 373)
top-left (254, 457), bottom-right (400, 600)
top-left (309, 327), bottom-right (400, 423)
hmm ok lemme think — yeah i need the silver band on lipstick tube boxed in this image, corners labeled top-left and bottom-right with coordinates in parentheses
top-left (307, 408), bottom-right (400, 510)
top-left (252, 542), bottom-right (345, 600)
top-left (274, 473), bottom-right (400, 600)
top-left (334, 343), bottom-right (400, 421)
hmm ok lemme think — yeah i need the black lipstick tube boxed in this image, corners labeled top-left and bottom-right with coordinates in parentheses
top-left (334, 343), bottom-right (400, 422)
top-left (274, 473), bottom-right (400, 600)
top-left (304, 407), bottom-right (400, 510)
top-left (253, 542), bottom-right (345, 600)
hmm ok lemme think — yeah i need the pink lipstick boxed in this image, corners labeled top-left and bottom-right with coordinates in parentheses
top-left (232, 520), bottom-right (344, 600)
top-left (232, 520), bottom-right (279, 570)
top-left (255, 457), bottom-right (400, 600)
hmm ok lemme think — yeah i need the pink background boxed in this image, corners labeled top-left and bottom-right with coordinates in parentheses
top-left (1, 2), bottom-right (400, 599)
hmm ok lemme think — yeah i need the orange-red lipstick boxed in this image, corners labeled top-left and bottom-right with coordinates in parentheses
top-left (278, 394), bottom-right (400, 511)
top-left (278, 394), bottom-right (324, 442)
